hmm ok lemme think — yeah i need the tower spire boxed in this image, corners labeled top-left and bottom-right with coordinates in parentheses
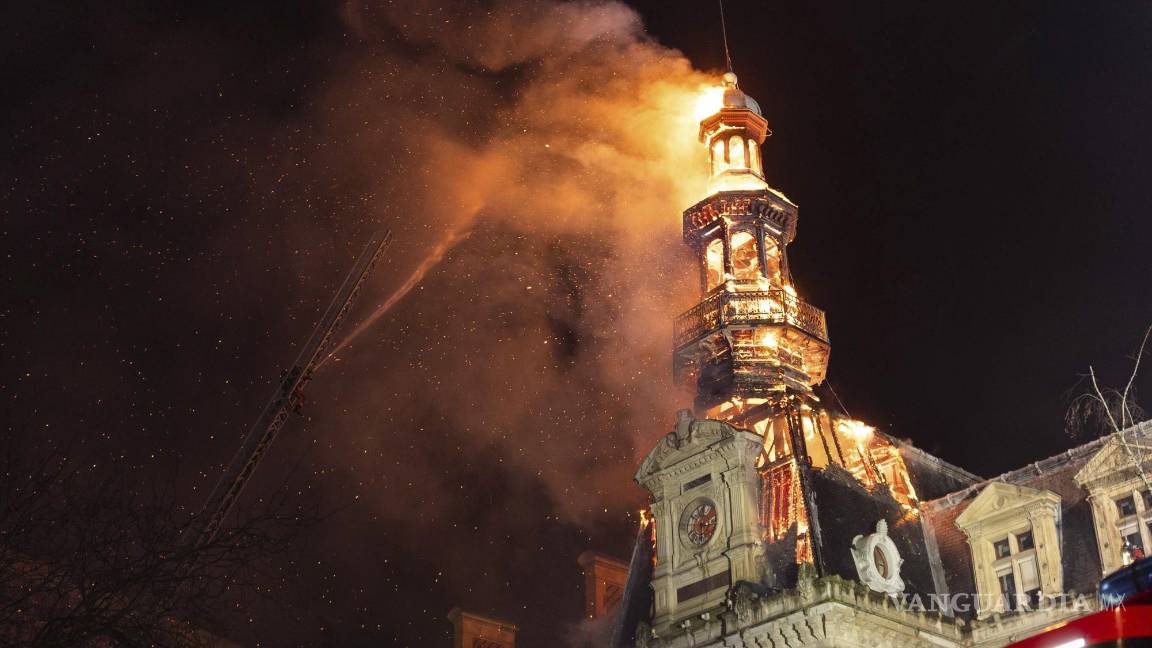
top-left (719, 0), bottom-right (734, 73)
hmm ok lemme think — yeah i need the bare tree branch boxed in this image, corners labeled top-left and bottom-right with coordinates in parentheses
top-left (0, 444), bottom-right (319, 647)
top-left (1067, 323), bottom-right (1152, 497)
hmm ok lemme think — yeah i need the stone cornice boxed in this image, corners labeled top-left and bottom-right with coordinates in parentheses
top-left (954, 482), bottom-right (1061, 537)
top-left (636, 412), bottom-right (758, 488)
top-left (643, 575), bottom-right (968, 647)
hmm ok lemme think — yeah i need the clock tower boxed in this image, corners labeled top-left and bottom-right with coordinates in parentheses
top-left (634, 72), bottom-right (930, 639)
top-left (635, 410), bottom-right (763, 634)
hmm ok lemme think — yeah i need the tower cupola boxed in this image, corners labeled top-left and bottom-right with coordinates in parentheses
top-left (699, 73), bottom-right (772, 196)
top-left (674, 74), bottom-right (830, 408)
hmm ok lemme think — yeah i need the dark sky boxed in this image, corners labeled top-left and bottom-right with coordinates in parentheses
top-left (5, 1), bottom-right (1152, 646)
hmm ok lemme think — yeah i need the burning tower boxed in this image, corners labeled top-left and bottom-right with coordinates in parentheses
top-left (453, 69), bottom-right (1148, 648)
top-left (626, 74), bottom-right (981, 645)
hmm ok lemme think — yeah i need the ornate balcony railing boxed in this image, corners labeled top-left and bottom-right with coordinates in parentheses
top-left (674, 288), bottom-right (828, 347)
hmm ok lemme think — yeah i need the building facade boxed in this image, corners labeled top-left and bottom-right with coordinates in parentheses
top-left (608, 73), bottom-right (1152, 648)
top-left (447, 73), bottom-right (1152, 648)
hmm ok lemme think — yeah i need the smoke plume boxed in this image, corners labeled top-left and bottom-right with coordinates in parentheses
top-left (282, 2), bottom-right (720, 640)
top-left (4, 0), bottom-right (723, 643)
top-left (316, 0), bottom-right (715, 518)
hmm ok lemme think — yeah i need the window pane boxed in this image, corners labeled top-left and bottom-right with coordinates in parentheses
top-left (728, 135), bottom-right (746, 168)
top-left (994, 538), bottom-right (1011, 559)
top-left (998, 572), bottom-right (1017, 611)
top-left (705, 239), bottom-right (725, 290)
top-left (748, 140), bottom-right (761, 174)
top-left (1117, 495), bottom-right (1138, 517)
top-left (1017, 530), bottom-right (1034, 551)
top-left (711, 139), bottom-right (728, 175)
top-left (1122, 528), bottom-right (1144, 559)
top-left (1018, 555), bottom-right (1040, 591)
top-left (1143, 490), bottom-right (1152, 511)
top-left (728, 232), bottom-right (760, 280)
top-left (761, 238), bottom-right (782, 285)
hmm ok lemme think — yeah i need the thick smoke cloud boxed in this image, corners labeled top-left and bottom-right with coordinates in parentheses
top-left (5, 0), bottom-right (721, 643)
top-left (14, 1), bottom-right (1152, 643)
top-left (285, 1), bottom-right (721, 642)
top-left (316, 0), bottom-right (715, 520)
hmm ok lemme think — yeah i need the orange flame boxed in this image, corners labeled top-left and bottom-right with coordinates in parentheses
top-left (692, 84), bottom-right (726, 122)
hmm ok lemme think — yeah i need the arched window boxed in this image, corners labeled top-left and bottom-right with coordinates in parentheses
top-left (728, 135), bottom-right (747, 169)
top-left (729, 231), bottom-right (760, 280)
top-left (748, 141), bottom-right (761, 175)
top-left (705, 238), bottom-right (725, 290)
top-left (762, 237), bottom-right (782, 285)
top-left (711, 139), bottom-right (728, 175)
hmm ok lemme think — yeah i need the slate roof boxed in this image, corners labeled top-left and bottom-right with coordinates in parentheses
top-left (917, 427), bottom-right (1152, 606)
top-left (610, 522), bottom-right (654, 648)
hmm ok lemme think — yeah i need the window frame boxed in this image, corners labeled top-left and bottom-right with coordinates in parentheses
top-left (954, 482), bottom-right (1063, 619)
top-left (1112, 486), bottom-right (1152, 564)
top-left (989, 524), bottom-right (1042, 611)
top-left (1117, 494), bottom-right (1138, 517)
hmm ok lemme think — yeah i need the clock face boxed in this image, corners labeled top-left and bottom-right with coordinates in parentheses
top-left (685, 501), bottom-right (718, 546)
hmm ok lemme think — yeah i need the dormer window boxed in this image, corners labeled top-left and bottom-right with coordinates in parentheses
top-left (1111, 489), bottom-right (1152, 564)
top-left (1073, 431), bottom-right (1152, 573)
top-left (954, 482), bottom-right (1063, 618)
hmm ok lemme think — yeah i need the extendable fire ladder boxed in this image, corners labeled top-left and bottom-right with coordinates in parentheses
top-left (184, 228), bottom-right (393, 548)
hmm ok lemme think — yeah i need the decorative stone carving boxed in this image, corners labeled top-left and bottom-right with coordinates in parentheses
top-left (850, 519), bottom-right (905, 596)
top-left (672, 408), bottom-right (694, 446)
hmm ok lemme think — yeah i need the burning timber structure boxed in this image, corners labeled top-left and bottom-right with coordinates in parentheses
top-left (448, 74), bottom-right (1152, 648)
top-left (609, 74), bottom-right (1149, 648)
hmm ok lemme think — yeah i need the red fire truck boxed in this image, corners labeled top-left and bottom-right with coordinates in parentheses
top-left (1005, 556), bottom-right (1152, 647)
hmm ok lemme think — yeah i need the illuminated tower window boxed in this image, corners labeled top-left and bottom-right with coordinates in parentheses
top-left (728, 135), bottom-right (746, 169)
top-left (729, 231), bottom-right (760, 280)
top-left (711, 139), bottom-right (728, 176)
top-left (705, 238), bottom-right (725, 290)
top-left (762, 238), bottom-right (782, 286)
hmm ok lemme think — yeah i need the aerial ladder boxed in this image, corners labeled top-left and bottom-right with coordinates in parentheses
top-left (183, 228), bottom-right (393, 548)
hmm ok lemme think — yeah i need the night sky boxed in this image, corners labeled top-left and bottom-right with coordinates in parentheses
top-left (6, 1), bottom-right (1152, 645)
